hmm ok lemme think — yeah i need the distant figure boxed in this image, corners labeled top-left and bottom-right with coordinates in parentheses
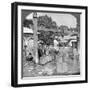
top-left (54, 39), bottom-right (59, 51)
top-left (26, 53), bottom-right (33, 62)
top-left (38, 48), bottom-right (43, 60)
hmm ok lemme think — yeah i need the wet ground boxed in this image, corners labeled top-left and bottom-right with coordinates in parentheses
top-left (23, 47), bottom-right (80, 77)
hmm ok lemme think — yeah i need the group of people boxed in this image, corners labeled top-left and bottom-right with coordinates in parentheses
top-left (24, 34), bottom-right (79, 65)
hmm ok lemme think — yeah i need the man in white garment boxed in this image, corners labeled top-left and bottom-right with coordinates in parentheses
top-left (53, 37), bottom-right (59, 51)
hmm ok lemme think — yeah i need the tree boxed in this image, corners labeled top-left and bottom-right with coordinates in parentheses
top-left (59, 25), bottom-right (69, 36)
top-left (23, 19), bottom-right (33, 28)
top-left (51, 21), bottom-right (57, 29)
top-left (38, 31), bottom-right (54, 45)
top-left (37, 15), bottom-right (57, 29)
top-left (23, 14), bottom-right (58, 30)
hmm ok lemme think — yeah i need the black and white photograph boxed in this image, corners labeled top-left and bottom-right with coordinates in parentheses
top-left (22, 11), bottom-right (80, 77)
top-left (11, 2), bottom-right (88, 87)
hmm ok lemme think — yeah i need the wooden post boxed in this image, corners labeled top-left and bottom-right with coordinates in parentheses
top-left (33, 12), bottom-right (38, 63)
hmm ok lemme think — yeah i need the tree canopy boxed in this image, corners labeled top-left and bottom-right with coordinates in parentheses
top-left (23, 19), bottom-right (33, 28)
top-left (38, 31), bottom-right (54, 45)
top-left (23, 15), bottom-right (58, 29)
top-left (37, 15), bottom-right (57, 29)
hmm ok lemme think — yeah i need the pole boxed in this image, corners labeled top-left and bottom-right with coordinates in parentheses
top-left (33, 12), bottom-right (38, 64)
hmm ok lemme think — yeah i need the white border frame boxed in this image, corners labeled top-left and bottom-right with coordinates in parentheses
top-left (17, 5), bottom-right (86, 84)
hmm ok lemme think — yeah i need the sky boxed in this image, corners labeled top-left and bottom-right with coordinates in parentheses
top-left (26, 12), bottom-right (77, 28)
